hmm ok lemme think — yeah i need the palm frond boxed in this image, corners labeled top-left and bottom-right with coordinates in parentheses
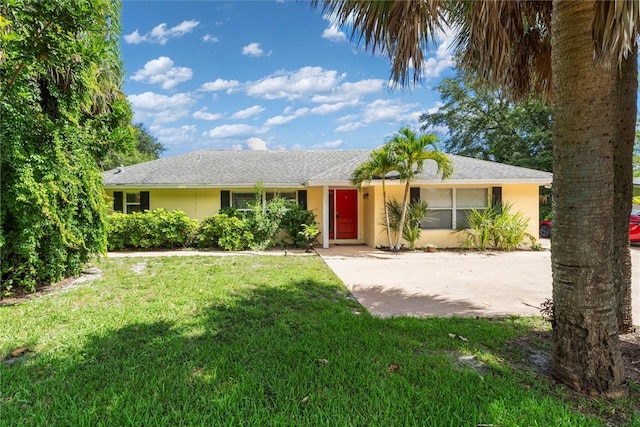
top-left (593, 0), bottom-right (640, 65)
top-left (312, 0), bottom-right (445, 86)
top-left (450, 0), bottom-right (552, 102)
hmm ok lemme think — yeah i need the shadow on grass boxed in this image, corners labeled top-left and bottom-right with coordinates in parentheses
top-left (349, 285), bottom-right (490, 318)
top-left (2, 278), bottom-right (597, 426)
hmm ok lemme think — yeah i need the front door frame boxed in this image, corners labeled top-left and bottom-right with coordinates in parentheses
top-left (325, 188), bottom-right (358, 243)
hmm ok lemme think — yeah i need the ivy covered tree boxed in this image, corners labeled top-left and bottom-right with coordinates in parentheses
top-left (1, 0), bottom-right (134, 292)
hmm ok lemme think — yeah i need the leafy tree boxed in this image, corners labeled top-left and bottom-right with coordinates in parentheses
top-left (420, 70), bottom-right (553, 173)
top-left (101, 123), bottom-right (166, 170)
top-left (1, 0), bottom-right (133, 292)
top-left (313, 0), bottom-right (639, 397)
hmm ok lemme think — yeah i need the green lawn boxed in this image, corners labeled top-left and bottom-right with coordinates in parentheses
top-left (1, 255), bottom-right (638, 426)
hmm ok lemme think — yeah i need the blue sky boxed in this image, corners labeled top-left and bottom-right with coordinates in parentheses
top-left (120, 1), bottom-right (456, 158)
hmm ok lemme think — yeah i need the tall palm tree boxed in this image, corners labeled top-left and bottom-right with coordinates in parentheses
top-left (312, 0), bottom-right (640, 397)
top-left (351, 145), bottom-right (397, 249)
top-left (388, 127), bottom-right (452, 251)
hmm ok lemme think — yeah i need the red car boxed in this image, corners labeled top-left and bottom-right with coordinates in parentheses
top-left (541, 210), bottom-right (640, 242)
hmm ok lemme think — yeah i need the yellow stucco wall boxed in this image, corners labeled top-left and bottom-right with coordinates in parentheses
top-left (105, 183), bottom-right (541, 249)
top-left (360, 183), bottom-right (541, 249)
top-left (105, 188), bottom-right (220, 220)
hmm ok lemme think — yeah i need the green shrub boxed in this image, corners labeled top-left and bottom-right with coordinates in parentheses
top-left (106, 209), bottom-right (197, 250)
top-left (246, 194), bottom-right (290, 251)
top-left (280, 203), bottom-right (317, 247)
top-left (211, 214), bottom-right (254, 251)
top-left (457, 203), bottom-right (531, 251)
top-left (193, 216), bottom-right (218, 249)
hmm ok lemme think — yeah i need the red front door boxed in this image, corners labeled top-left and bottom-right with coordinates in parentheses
top-left (334, 189), bottom-right (358, 239)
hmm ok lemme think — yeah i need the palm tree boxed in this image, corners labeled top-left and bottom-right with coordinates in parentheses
top-left (388, 127), bottom-right (452, 251)
top-left (312, 0), bottom-right (640, 397)
top-left (350, 145), bottom-right (397, 249)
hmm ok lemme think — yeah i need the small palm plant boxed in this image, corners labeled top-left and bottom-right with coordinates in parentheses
top-left (457, 203), bottom-right (530, 251)
top-left (386, 199), bottom-right (432, 250)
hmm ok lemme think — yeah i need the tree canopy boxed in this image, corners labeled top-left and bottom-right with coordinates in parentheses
top-left (420, 70), bottom-right (553, 173)
top-left (100, 123), bottom-right (166, 170)
top-left (1, 0), bottom-right (134, 292)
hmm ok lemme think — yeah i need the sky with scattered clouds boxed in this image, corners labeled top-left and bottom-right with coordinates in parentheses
top-left (120, 1), bottom-right (455, 157)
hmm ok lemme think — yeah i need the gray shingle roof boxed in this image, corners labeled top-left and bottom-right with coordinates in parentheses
top-left (102, 149), bottom-right (552, 187)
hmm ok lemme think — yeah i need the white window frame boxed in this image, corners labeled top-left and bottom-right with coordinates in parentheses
top-left (231, 191), bottom-right (298, 212)
top-left (419, 188), bottom-right (489, 230)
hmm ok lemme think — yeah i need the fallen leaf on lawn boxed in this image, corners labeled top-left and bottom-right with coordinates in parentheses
top-left (300, 396), bottom-right (309, 403)
top-left (448, 333), bottom-right (456, 339)
top-left (11, 347), bottom-right (28, 357)
top-left (458, 335), bottom-right (468, 342)
top-left (387, 364), bottom-right (400, 372)
top-left (316, 358), bottom-right (328, 365)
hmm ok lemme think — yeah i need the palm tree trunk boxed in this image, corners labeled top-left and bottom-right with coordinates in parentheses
top-left (550, 0), bottom-right (626, 397)
top-left (382, 179), bottom-right (393, 249)
top-left (394, 181), bottom-right (411, 251)
top-left (612, 45), bottom-right (637, 334)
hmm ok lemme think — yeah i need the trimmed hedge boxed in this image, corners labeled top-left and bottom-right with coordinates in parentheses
top-left (107, 209), bottom-right (198, 250)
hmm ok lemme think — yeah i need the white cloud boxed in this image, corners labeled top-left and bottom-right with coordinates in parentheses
top-left (247, 66), bottom-right (346, 100)
top-left (128, 91), bottom-right (196, 124)
top-left (149, 124), bottom-right (197, 146)
top-left (322, 24), bottom-right (347, 42)
top-left (362, 99), bottom-right (421, 124)
top-left (265, 108), bottom-right (310, 127)
top-left (202, 34), bottom-right (219, 43)
top-left (242, 42), bottom-right (271, 57)
top-left (311, 79), bottom-right (384, 103)
top-left (200, 78), bottom-right (241, 92)
top-left (310, 102), bottom-right (355, 115)
top-left (419, 27), bottom-right (456, 80)
top-left (130, 57), bottom-right (193, 90)
top-left (246, 137), bottom-right (268, 150)
top-left (230, 105), bottom-right (265, 119)
top-left (313, 139), bottom-right (343, 148)
top-left (193, 108), bottom-right (223, 121)
top-left (124, 20), bottom-right (199, 45)
top-left (202, 124), bottom-right (263, 139)
top-left (123, 30), bottom-right (146, 44)
top-left (335, 122), bottom-right (364, 133)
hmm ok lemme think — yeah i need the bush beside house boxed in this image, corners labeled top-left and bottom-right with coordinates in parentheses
top-left (107, 206), bottom-right (319, 252)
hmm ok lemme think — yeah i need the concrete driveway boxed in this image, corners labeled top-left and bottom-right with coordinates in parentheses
top-left (316, 242), bottom-right (640, 321)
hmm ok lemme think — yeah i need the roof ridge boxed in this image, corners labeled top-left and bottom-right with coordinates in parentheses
top-left (307, 149), bottom-right (372, 181)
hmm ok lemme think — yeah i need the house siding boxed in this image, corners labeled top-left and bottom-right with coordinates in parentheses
top-left (359, 182), bottom-right (540, 249)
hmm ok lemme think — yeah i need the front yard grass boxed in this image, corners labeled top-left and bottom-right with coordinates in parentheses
top-left (1, 255), bottom-right (637, 426)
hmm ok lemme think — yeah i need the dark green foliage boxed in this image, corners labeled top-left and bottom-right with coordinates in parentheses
top-left (279, 203), bottom-right (318, 247)
top-left (1, 0), bottom-right (134, 292)
top-left (100, 123), bottom-right (166, 170)
top-left (106, 210), bottom-right (198, 251)
top-left (420, 70), bottom-right (553, 173)
top-left (192, 216), bottom-right (219, 249)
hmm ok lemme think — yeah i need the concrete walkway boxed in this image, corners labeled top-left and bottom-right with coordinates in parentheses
top-left (316, 242), bottom-right (640, 321)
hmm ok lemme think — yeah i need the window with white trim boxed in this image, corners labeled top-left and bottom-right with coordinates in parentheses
top-left (419, 188), bottom-right (488, 229)
top-left (231, 191), bottom-right (298, 211)
top-left (231, 192), bottom-right (255, 211)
